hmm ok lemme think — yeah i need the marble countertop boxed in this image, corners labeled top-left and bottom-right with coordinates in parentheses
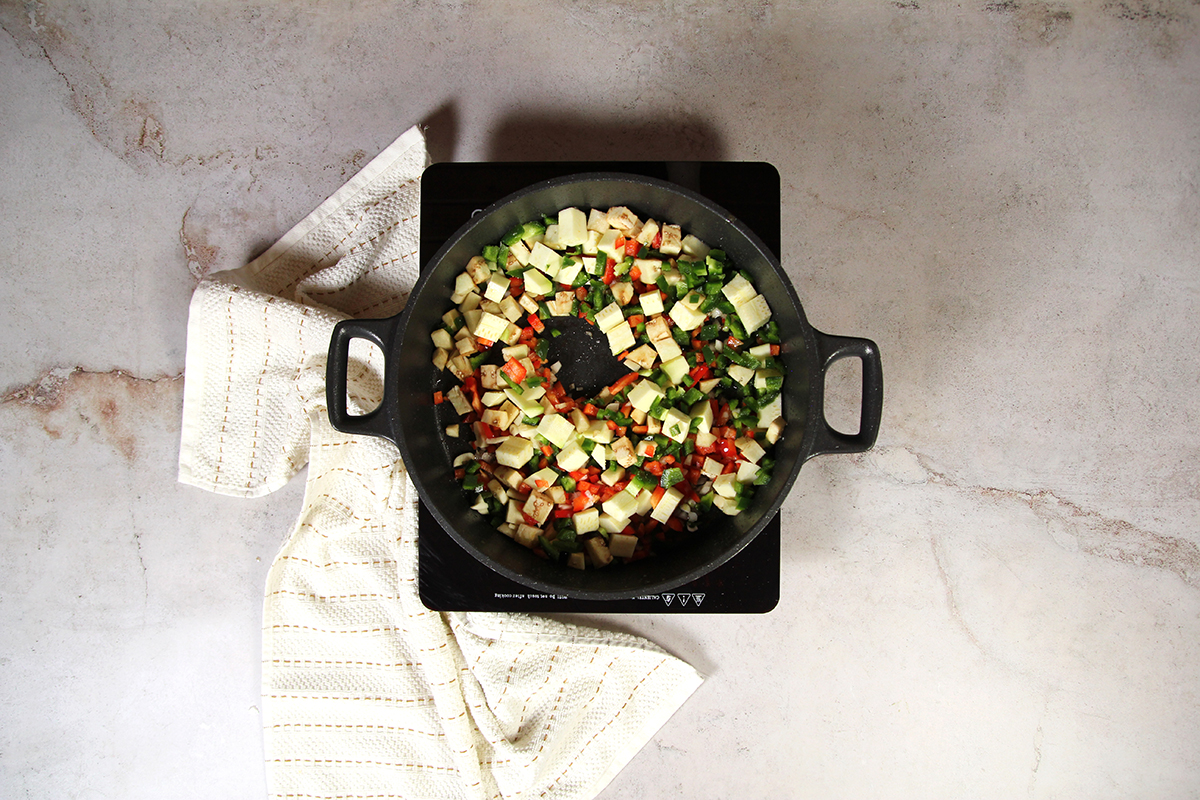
top-left (3, 2), bottom-right (1198, 797)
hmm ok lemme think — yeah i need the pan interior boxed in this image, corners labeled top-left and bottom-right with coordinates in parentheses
top-left (544, 316), bottom-right (629, 398)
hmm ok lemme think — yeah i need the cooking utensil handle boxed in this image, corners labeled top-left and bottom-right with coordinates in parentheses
top-left (809, 331), bottom-right (883, 457)
top-left (326, 317), bottom-right (397, 442)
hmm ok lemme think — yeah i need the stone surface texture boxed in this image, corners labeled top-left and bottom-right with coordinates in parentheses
top-left (2, 1), bottom-right (1198, 798)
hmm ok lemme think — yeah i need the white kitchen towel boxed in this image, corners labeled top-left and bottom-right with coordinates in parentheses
top-left (178, 125), bottom-right (703, 800)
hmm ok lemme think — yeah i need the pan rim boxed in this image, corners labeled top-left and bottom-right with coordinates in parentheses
top-left (392, 170), bottom-right (814, 600)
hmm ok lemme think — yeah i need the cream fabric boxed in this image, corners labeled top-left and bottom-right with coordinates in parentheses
top-left (178, 126), bottom-right (703, 800)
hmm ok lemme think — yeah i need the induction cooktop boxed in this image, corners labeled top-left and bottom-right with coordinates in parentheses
top-left (417, 161), bottom-right (781, 614)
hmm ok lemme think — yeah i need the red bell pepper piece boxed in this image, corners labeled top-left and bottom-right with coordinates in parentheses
top-left (608, 371), bottom-right (640, 394)
top-left (502, 357), bottom-right (526, 384)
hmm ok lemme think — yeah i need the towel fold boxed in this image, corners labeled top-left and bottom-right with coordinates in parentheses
top-left (178, 125), bottom-right (702, 799)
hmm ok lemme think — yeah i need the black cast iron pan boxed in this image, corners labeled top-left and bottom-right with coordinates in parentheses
top-left (327, 172), bottom-right (882, 600)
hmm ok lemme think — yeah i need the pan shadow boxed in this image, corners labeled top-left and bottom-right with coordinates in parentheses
top-left (485, 111), bottom-right (727, 162)
top-left (420, 101), bottom-right (460, 163)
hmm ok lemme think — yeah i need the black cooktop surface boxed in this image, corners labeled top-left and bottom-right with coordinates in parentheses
top-left (417, 161), bottom-right (781, 613)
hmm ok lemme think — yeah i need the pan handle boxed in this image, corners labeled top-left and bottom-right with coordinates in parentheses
top-left (808, 330), bottom-right (883, 458)
top-left (326, 316), bottom-right (399, 443)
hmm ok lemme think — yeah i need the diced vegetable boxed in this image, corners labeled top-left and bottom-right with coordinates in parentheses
top-left (606, 321), bottom-right (636, 355)
top-left (523, 268), bottom-right (554, 296)
top-left (594, 302), bottom-right (625, 333)
top-left (668, 292), bottom-right (707, 331)
top-left (721, 274), bottom-right (757, 306)
top-left (431, 203), bottom-right (786, 570)
top-left (558, 207), bottom-right (587, 247)
top-left (495, 436), bottom-right (534, 468)
top-left (536, 413), bottom-right (577, 448)
top-left (573, 507), bottom-right (600, 534)
top-left (736, 293), bottom-right (772, 334)
top-left (627, 379), bottom-right (666, 413)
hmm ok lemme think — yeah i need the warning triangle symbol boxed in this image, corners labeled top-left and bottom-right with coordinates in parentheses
top-left (693, 593), bottom-right (705, 606)
top-left (662, 593), bottom-right (675, 606)
top-left (679, 594), bottom-right (691, 606)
